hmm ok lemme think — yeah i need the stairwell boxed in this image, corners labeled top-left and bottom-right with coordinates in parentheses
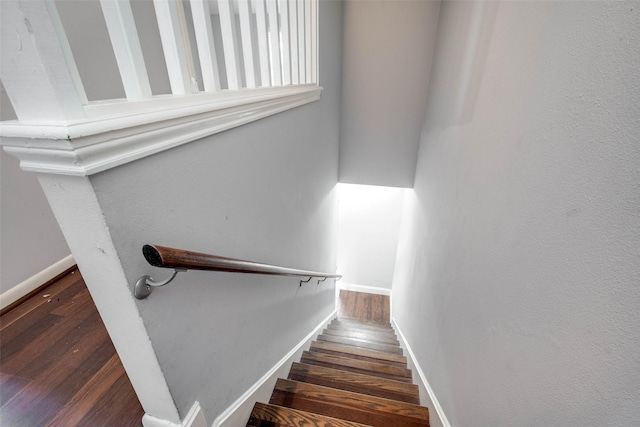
top-left (246, 291), bottom-right (430, 426)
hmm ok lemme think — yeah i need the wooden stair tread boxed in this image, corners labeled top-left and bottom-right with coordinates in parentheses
top-left (327, 322), bottom-right (398, 336)
top-left (322, 327), bottom-right (400, 345)
top-left (334, 318), bottom-right (393, 330)
top-left (317, 334), bottom-right (403, 355)
top-left (301, 351), bottom-right (412, 383)
top-left (332, 318), bottom-right (393, 330)
top-left (270, 379), bottom-right (429, 427)
top-left (288, 362), bottom-right (420, 404)
top-left (247, 402), bottom-right (371, 427)
top-left (310, 341), bottom-right (407, 366)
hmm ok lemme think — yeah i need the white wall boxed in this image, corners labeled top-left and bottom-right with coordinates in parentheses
top-left (0, 83), bottom-right (70, 294)
top-left (338, 0), bottom-right (440, 187)
top-left (83, 1), bottom-right (344, 422)
top-left (337, 184), bottom-right (405, 290)
top-left (393, 1), bottom-right (640, 426)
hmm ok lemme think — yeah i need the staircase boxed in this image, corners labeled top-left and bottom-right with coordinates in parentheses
top-left (246, 315), bottom-right (429, 426)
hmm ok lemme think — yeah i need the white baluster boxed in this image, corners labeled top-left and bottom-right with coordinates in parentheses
top-left (238, 0), bottom-right (257, 88)
top-left (288, 0), bottom-right (299, 85)
top-left (190, 0), bottom-right (221, 92)
top-left (279, 0), bottom-right (291, 85)
top-left (297, 0), bottom-right (305, 84)
top-left (266, 0), bottom-right (282, 86)
top-left (310, 0), bottom-right (317, 83)
top-left (305, 0), bottom-right (311, 84)
top-left (153, 0), bottom-right (197, 95)
top-left (254, 0), bottom-right (271, 87)
top-left (100, 0), bottom-right (152, 100)
top-left (218, 0), bottom-right (242, 90)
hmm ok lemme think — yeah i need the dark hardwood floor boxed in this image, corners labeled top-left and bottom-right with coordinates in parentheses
top-left (0, 268), bottom-right (144, 427)
top-left (337, 289), bottom-right (390, 324)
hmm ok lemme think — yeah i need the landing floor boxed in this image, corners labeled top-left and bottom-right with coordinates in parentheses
top-left (337, 289), bottom-right (390, 324)
top-left (0, 268), bottom-right (144, 426)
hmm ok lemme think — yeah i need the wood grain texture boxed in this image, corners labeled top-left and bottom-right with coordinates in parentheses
top-left (143, 244), bottom-right (340, 279)
top-left (269, 379), bottom-right (429, 427)
top-left (288, 363), bottom-right (420, 404)
top-left (0, 269), bottom-right (85, 339)
top-left (317, 334), bottom-right (404, 355)
top-left (337, 291), bottom-right (389, 324)
top-left (327, 321), bottom-right (396, 335)
top-left (300, 351), bottom-right (413, 383)
top-left (247, 402), bottom-right (372, 426)
top-left (332, 318), bottom-right (393, 331)
top-left (0, 268), bottom-right (144, 427)
top-left (0, 265), bottom-right (77, 317)
top-left (321, 328), bottom-right (400, 345)
top-left (330, 319), bottom-right (394, 332)
top-left (309, 341), bottom-right (408, 367)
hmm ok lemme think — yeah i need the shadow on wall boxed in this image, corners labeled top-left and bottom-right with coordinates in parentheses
top-left (425, 1), bottom-right (499, 129)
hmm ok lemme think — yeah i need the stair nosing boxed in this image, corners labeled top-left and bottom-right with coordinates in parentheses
top-left (301, 350), bottom-right (413, 383)
top-left (310, 340), bottom-right (407, 365)
top-left (322, 327), bottom-right (400, 345)
top-left (270, 378), bottom-right (429, 424)
top-left (317, 334), bottom-right (404, 355)
top-left (248, 402), bottom-right (373, 427)
top-left (289, 362), bottom-right (420, 404)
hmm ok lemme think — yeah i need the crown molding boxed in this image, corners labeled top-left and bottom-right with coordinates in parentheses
top-left (1, 85), bottom-right (322, 176)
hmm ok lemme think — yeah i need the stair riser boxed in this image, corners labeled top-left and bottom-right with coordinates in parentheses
top-left (301, 360), bottom-right (413, 383)
top-left (330, 320), bottom-right (396, 333)
top-left (317, 334), bottom-right (404, 354)
top-left (327, 323), bottom-right (399, 338)
top-left (301, 352), bottom-right (413, 383)
top-left (310, 347), bottom-right (408, 368)
top-left (289, 363), bottom-right (420, 404)
top-left (270, 391), bottom-right (429, 427)
top-left (332, 319), bottom-right (394, 331)
top-left (248, 402), bottom-right (370, 427)
top-left (310, 341), bottom-right (408, 365)
top-left (322, 327), bottom-right (400, 345)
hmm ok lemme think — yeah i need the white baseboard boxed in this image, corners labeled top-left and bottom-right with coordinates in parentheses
top-left (142, 401), bottom-right (207, 427)
top-left (337, 282), bottom-right (391, 296)
top-left (0, 254), bottom-right (75, 310)
top-left (212, 309), bottom-right (337, 427)
top-left (392, 318), bottom-right (452, 427)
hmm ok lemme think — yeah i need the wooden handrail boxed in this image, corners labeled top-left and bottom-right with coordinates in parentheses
top-left (134, 244), bottom-right (341, 299)
top-left (143, 244), bottom-right (341, 278)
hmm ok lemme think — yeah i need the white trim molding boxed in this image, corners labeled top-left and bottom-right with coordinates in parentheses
top-left (212, 310), bottom-right (337, 427)
top-left (142, 401), bottom-right (207, 427)
top-left (0, 85), bottom-right (322, 176)
top-left (0, 254), bottom-right (75, 310)
top-left (392, 318), bottom-right (452, 427)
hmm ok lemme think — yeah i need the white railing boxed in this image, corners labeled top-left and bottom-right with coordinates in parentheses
top-left (0, 0), bottom-right (321, 176)
top-left (1, 0), bottom-right (318, 120)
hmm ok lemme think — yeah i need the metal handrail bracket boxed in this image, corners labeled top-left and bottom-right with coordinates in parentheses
top-left (134, 268), bottom-right (187, 300)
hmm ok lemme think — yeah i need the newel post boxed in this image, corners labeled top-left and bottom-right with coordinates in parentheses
top-left (0, 1), bottom-right (183, 424)
top-left (0, 0), bottom-right (87, 122)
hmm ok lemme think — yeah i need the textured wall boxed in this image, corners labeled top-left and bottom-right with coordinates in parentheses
top-left (393, 1), bottom-right (640, 426)
top-left (88, 1), bottom-right (344, 422)
top-left (338, 0), bottom-right (440, 187)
